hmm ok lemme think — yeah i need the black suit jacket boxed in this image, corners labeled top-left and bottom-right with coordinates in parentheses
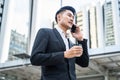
top-left (30, 28), bottom-right (89, 80)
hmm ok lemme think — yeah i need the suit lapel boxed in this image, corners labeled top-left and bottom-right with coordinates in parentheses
top-left (53, 28), bottom-right (66, 50)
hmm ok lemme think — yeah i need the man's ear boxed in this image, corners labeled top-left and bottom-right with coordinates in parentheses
top-left (57, 14), bottom-right (61, 22)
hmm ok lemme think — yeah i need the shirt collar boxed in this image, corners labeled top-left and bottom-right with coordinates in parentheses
top-left (55, 25), bottom-right (70, 38)
top-left (55, 25), bottom-right (65, 36)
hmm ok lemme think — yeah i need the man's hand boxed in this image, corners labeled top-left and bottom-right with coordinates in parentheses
top-left (71, 25), bottom-right (83, 41)
top-left (64, 46), bottom-right (83, 58)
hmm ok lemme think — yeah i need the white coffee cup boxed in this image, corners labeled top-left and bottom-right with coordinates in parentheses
top-left (76, 44), bottom-right (83, 57)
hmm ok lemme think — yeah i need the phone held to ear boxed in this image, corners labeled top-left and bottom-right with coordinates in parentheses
top-left (71, 24), bottom-right (76, 33)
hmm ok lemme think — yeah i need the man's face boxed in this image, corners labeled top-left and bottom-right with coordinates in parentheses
top-left (58, 10), bottom-right (74, 29)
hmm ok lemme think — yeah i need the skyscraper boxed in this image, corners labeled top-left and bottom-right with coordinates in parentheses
top-left (88, 6), bottom-right (98, 48)
top-left (103, 0), bottom-right (120, 46)
top-left (76, 7), bottom-right (89, 47)
top-left (0, 0), bottom-right (4, 32)
top-left (104, 1), bottom-right (115, 46)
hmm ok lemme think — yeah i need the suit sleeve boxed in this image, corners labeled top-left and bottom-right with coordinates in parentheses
top-left (75, 39), bottom-right (89, 67)
top-left (30, 29), bottom-right (65, 66)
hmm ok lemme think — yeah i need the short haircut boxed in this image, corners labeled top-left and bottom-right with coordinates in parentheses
top-left (55, 6), bottom-right (76, 23)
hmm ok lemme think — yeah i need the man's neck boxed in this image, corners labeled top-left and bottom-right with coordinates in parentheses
top-left (56, 24), bottom-right (70, 38)
top-left (57, 24), bottom-right (67, 33)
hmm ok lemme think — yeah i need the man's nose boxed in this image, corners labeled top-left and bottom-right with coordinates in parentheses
top-left (70, 17), bottom-right (74, 21)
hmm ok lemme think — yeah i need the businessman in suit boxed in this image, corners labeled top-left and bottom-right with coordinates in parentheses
top-left (30, 6), bottom-right (89, 80)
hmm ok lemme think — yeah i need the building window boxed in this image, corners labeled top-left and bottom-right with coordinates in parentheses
top-left (4, 0), bottom-right (31, 61)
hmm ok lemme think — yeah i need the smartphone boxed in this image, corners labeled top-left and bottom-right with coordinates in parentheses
top-left (71, 24), bottom-right (76, 33)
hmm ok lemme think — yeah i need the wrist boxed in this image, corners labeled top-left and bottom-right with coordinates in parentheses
top-left (77, 37), bottom-right (84, 41)
top-left (64, 51), bottom-right (68, 58)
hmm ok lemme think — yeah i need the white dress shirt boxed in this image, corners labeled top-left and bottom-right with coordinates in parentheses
top-left (55, 26), bottom-right (69, 50)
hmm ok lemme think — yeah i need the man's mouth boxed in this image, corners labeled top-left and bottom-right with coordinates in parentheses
top-left (68, 22), bottom-right (73, 26)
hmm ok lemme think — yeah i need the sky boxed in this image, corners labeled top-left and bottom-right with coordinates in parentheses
top-left (62, 0), bottom-right (99, 10)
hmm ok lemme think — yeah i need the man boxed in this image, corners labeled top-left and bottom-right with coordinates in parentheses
top-left (30, 6), bottom-right (89, 80)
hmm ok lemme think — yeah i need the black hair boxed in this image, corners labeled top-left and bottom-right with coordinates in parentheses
top-left (55, 6), bottom-right (76, 23)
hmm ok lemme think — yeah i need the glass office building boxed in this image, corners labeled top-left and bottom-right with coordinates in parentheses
top-left (104, 1), bottom-right (115, 46)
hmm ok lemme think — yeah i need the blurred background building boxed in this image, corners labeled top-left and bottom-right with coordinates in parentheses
top-left (0, 0), bottom-right (120, 80)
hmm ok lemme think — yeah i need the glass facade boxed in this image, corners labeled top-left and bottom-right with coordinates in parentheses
top-left (8, 30), bottom-right (28, 61)
top-left (5, 0), bottom-right (30, 61)
top-left (104, 2), bottom-right (115, 46)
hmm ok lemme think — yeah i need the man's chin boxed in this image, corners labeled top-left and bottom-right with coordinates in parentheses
top-left (68, 26), bottom-right (71, 29)
top-left (68, 25), bottom-right (72, 29)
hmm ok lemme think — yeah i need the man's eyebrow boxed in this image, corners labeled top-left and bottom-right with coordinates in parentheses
top-left (67, 13), bottom-right (74, 16)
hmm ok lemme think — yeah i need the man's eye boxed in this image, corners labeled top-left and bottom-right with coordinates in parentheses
top-left (68, 14), bottom-right (72, 17)
top-left (68, 14), bottom-right (74, 19)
